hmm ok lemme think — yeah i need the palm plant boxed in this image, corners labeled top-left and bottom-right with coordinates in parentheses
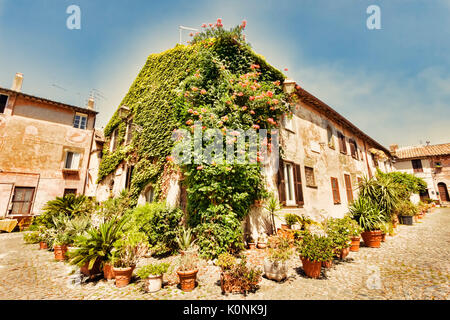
top-left (176, 227), bottom-right (197, 251)
top-left (349, 196), bottom-right (385, 231)
top-left (264, 193), bottom-right (282, 235)
top-left (67, 217), bottom-right (128, 270)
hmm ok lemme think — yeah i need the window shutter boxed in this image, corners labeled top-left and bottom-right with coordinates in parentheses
top-left (72, 153), bottom-right (80, 169)
top-left (294, 164), bottom-right (304, 205)
top-left (277, 161), bottom-right (286, 205)
top-left (344, 174), bottom-right (353, 203)
top-left (331, 177), bottom-right (341, 204)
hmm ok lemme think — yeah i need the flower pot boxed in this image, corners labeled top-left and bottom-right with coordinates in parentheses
top-left (339, 247), bottom-right (350, 260)
top-left (248, 243), bottom-right (256, 250)
top-left (350, 236), bottom-right (361, 252)
top-left (399, 215), bottom-right (413, 225)
top-left (103, 263), bottom-right (115, 280)
top-left (177, 269), bottom-right (198, 292)
top-left (80, 259), bottom-right (102, 277)
top-left (53, 245), bottom-right (68, 261)
top-left (322, 260), bottom-right (333, 269)
top-left (113, 266), bottom-right (134, 288)
top-left (257, 242), bottom-right (267, 249)
top-left (145, 274), bottom-right (163, 293)
top-left (301, 257), bottom-right (322, 279)
top-left (361, 230), bottom-right (382, 248)
top-left (381, 233), bottom-right (386, 242)
top-left (264, 258), bottom-right (288, 281)
top-left (39, 242), bottom-right (48, 250)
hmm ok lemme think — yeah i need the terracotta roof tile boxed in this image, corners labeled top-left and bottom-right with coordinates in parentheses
top-left (394, 143), bottom-right (450, 159)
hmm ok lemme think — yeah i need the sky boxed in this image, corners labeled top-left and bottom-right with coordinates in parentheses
top-left (0, 0), bottom-right (449, 148)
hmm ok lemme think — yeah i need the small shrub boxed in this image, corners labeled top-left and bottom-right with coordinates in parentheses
top-left (23, 232), bottom-right (40, 244)
top-left (137, 263), bottom-right (170, 278)
top-left (216, 252), bottom-right (237, 271)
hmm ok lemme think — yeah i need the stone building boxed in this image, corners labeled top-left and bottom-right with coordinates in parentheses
top-left (0, 73), bottom-right (97, 220)
top-left (390, 143), bottom-right (450, 204)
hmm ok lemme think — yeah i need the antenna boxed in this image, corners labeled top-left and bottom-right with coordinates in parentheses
top-left (179, 25), bottom-right (199, 44)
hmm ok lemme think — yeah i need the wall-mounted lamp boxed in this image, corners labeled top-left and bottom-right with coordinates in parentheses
top-left (282, 78), bottom-right (296, 94)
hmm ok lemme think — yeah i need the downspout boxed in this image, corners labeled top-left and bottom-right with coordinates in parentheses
top-left (83, 115), bottom-right (96, 196)
top-left (363, 140), bottom-right (372, 178)
top-left (30, 173), bottom-right (41, 215)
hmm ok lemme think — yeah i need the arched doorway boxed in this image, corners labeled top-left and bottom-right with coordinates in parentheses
top-left (437, 183), bottom-right (449, 202)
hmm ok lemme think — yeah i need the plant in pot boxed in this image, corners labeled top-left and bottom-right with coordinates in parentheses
top-left (264, 237), bottom-right (292, 281)
top-left (396, 200), bottom-right (417, 225)
top-left (297, 231), bottom-right (334, 279)
top-left (349, 196), bottom-right (385, 248)
top-left (257, 233), bottom-right (268, 249)
top-left (217, 253), bottom-right (262, 295)
top-left (379, 222), bottom-right (389, 242)
top-left (325, 217), bottom-right (352, 260)
top-left (176, 227), bottom-right (198, 256)
top-left (264, 192), bottom-right (282, 235)
top-left (283, 214), bottom-right (298, 230)
top-left (53, 231), bottom-right (71, 261)
top-left (348, 218), bottom-right (363, 252)
top-left (136, 262), bottom-right (170, 293)
top-left (111, 231), bottom-right (148, 288)
top-left (67, 217), bottom-right (127, 279)
top-left (176, 251), bottom-right (199, 292)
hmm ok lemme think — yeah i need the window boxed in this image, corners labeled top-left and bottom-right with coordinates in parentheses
top-left (110, 129), bottom-right (119, 152)
top-left (10, 187), bottom-right (35, 215)
top-left (371, 154), bottom-right (379, 168)
top-left (145, 187), bottom-right (154, 203)
top-left (327, 125), bottom-right (335, 149)
top-left (412, 159), bottom-right (423, 173)
top-left (338, 132), bottom-right (347, 154)
top-left (64, 189), bottom-right (77, 196)
top-left (277, 160), bottom-right (304, 206)
top-left (344, 174), bottom-right (353, 203)
top-left (349, 139), bottom-right (358, 159)
top-left (64, 152), bottom-right (80, 170)
top-left (125, 165), bottom-right (134, 190)
top-left (125, 121), bottom-right (133, 145)
top-left (73, 113), bottom-right (88, 129)
top-left (0, 94), bottom-right (8, 114)
top-left (282, 114), bottom-right (295, 132)
top-left (331, 177), bottom-right (341, 204)
top-left (305, 167), bottom-right (316, 187)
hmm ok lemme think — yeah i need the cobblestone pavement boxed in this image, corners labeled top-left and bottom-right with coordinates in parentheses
top-left (1, 207), bottom-right (449, 300)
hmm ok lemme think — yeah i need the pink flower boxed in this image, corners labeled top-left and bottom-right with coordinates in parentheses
top-left (241, 20), bottom-right (247, 29)
top-left (249, 110), bottom-right (255, 115)
top-left (222, 115), bottom-right (229, 121)
top-left (184, 92), bottom-right (190, 97)
top-left (186, 119), bottom-right (194, 125)
top-left (200, 89), bottom-right (207, 95)
top-left (217, 18), bottom-right (222, 24)
top-left (193, 110), bottom-right (199, 115)
top-left (201, 23), bottom-right (207, 28)
top-left (209, 23), bottom-right (213, 27)
top-left (284, 68), bottom-right (288, 71)
top-left (238, 92), bottom-right (244, 96)
top-left (252, 124), bottom-right (260, 129)
top-left (296, 85), bottom-right (301, 90)
top-left (201, 108), bottom-right (207, 113)
top-left (272, 99), bottom-right (279, 104)
top-left (189, 33), bottom-right (194, 37)
top-left (249, 96), bottom-right (255, 101)
top-left (188, 109), bottom-right (194, 113)
top-left (166, 156), bottom-right (174, 162)
top-left (197, 165), bottom-right (204, 170)
top-left (192, 87), bottom-right (198, 92)
top-left (242, 106), bottom-right (248, 111)
top-left (266, 91), bottom-right (273, 98)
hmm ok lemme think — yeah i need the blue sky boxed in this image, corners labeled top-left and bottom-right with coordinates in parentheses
top-left (0, 0), bottom-right (449, 147)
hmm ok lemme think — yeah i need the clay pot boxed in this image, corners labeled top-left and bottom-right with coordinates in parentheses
top-left (350, 236), bottom-right (361, 252)
top-left (145, 274), bottom-right (163, 293)
top-left (264, 258), bottom-right (288, 281)
top-left (257, 242), bottom-right (267, 249)
top-left (80, 259), bottom-right (102, 277)
top-left (53, 245), bottom-right (68, 261)
top-left (301, 257), bottom-right (322, 279)
top-left (113, 266), bottom-right (135, 288)
top-left (39, 242), bottom-right (48, 250)
top-left (248, 243), bottom-right (256, 250)
top-left (381, 233), bottom-right (386, 242)
top-left (177, 269), bottom-right (198, 292)
top-left (103, 263), bottom-right (115, 280)
top-left (361, 230), bottom-right (382, 248)
top-left (322, 260), bottom-right (333, 269)
top-left (340, 247), bottom-right (350, 260)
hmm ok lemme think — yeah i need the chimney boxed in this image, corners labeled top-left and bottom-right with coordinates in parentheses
top-left (11, 73), bottom-right (23, 92)
top-left (389, 144), bottom-right (399, 154)
top-left (87, 97), bottom-right (95, 110)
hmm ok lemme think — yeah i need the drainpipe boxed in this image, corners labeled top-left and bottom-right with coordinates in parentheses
top-left (363, 140), bottom-right (372, 178)
top-left (30, 174), bottom-right (41, 215)
top-left (83, 115), bottom-right (96, 196)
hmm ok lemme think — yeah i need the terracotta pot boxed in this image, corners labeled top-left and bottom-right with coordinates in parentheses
top-left (381, 233), bottom-right (386, 242)
top-left (264, 258), bottom-right (288, 281)
top-left (39, 242), bottom-right (48, 250)
top-left (80, 259), bottom-right (102, 277)
top-left (361, 230), bottom-right (382, 248)
top-left (301, 257), bottom-right (322, 279)
top-left (257, 242), bottom-right (267, 249)
top-left (103, 263), bottom-right (115, 280)
top-left (322, 260), bottom-right (333, 268)
top-left (350, 236), bottom-right (361, 252)
top-left (220, 272), bottom-right (241, 294)
top-left (177, 269), bottom-right (198, 292)
top-left (145, 274), bottom-right (163, 293)
top-left (113, 266), bottom-right (134, 288)
top-left (340, 247), bottom-right (350, 260)
top-left (248, 243), bottom-right (256, 250)
top-left (53, 245), bottom-right (68, 261)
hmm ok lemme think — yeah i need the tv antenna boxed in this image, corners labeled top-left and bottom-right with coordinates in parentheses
top-left (179, 26), bottom-right (199, 44)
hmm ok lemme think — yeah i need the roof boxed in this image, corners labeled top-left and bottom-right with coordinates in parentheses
top-left (293, 86), bottom-right (392, 157)
top-left (0, 87), bottom-right (98, 115)
top-left (394, 143), bottom-right (450, 159)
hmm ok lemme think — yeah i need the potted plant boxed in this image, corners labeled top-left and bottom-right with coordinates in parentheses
top-left (247, 234), bottom-right (256, 250)
top-left (379, 222), bottom-right (389, 242)
top-left (53, 231), bottom-right (71, 261)
top-left (111, 231), bottom-right (148, 288)
top-left (396, 200), bottom-right (416, 225)
top-left (264, 193), bottom-right (282, 235)
top-left (136, 262), bottom-right (170, 293)
top-left (297, 231), bottom-right (334, 279)
top-left (176, 251), bottom-right (199, 292)
top-left (326, 217), bottom-right (352, 260)
top-left (257, 233), bottom-right (268, 249)
top-left (349, 197), bottom-right (384, 248)
top-left (176, 227), bottom-right (198, 256)
top-left (347, 218), bottom-right (363, 252)
top-left (264, 237), bottom-right (292, 281)
top-left (217, 253), bottom-right (262, 295)
top-left (283, 214), bottom-right (298, 230)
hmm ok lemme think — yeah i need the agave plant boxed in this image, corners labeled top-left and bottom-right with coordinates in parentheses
top-left (176, 227), bottom-right (197, 252)
top-left (349, 196), bottom-right (385, 231)
top-left (67, 216), bottom-right (128, 270)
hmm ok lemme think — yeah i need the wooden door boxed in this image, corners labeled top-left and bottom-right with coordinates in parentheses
top-left (10, 187), bottom-right (35, 215)
top-left (438, 183), bottom-right (449, 202)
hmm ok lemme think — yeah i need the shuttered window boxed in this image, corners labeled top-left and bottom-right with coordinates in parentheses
top-left (344, 174), bottom-right (353, 203)
top-left (277, 160), bottom-right (304, 207)
top-left (64, 152), bottom-right (80, 170)
top-left (412, 159), bottom-right (423, 173)
top-left (293, 164), bottom-right (304, 205)
top-left (349, 139), bottom-right (358, 159)
top-left (331, 177), bottom-right (341, 204)
top-left (338, 132), bottom-right (347, 154)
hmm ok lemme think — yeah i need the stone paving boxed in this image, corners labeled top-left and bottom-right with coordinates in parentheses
top-left (0, 207), bottom-right (449, 300)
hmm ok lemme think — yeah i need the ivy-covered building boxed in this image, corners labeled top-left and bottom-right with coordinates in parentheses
top-left (94, 21), bottom-right (394, 257)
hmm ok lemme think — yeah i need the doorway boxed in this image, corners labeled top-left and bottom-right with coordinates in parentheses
top-left (437, 183), bottom-right (449, 202)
